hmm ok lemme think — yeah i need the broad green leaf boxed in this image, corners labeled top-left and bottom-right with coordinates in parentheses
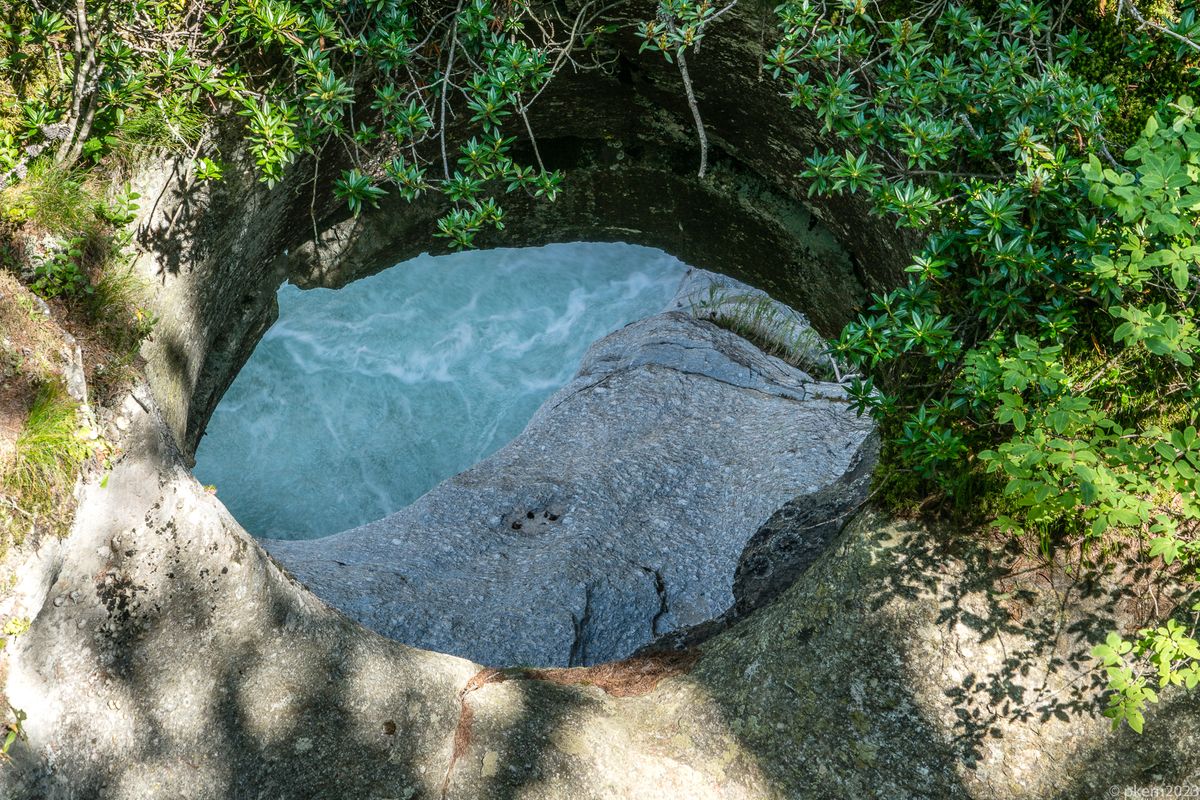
top-left (1172, 261), bottom-right (1190, 291)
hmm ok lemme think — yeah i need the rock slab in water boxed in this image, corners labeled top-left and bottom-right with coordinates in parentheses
top-left (264, 270), bottom-right (876, 666)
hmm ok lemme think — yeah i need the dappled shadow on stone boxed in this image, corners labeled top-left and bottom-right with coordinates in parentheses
top-left (9, 0), bottom-right (1198, 783)
top-left (1048, 687), bottom-right (1200, 799)
top-left (438, 671), bottom-right (592, 799)
top-left (2, 398), bottom-right (472, 798)
top-left (861, 518), bottom-right (1191, 770)
top-left (667, 507), bottom-right (1200, 798)
top-left (6, 384), bottom-right (1200, 798)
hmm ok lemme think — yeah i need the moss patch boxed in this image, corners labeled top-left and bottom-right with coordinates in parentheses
top-left (1067, 0), bottom-right (1200, 150)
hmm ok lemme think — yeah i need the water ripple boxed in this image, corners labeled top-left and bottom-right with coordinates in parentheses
top-left (193, 242), bottom-right (688, 539)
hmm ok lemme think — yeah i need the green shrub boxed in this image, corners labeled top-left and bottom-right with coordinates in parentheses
top-left (747, 0), bottom-right (1200, 731)
top-left (1093, 615), bottom-right (1200, 734)
top-left (2, 0), bottom-right (573, 244)
top-left (31, 237), bottom-right (90, 299)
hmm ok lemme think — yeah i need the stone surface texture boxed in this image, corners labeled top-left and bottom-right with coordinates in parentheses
top-left (2, 260), bottom-right (1195, 798)
top-left (2, 389), bottom-right (1196, 799)
top-left (263, 270), bottom-right (874, 667)
top-left (1, 0), bottom-right (1197, 791)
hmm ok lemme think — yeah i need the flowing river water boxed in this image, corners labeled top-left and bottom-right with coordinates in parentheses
top-left (193, 242), bottom-right (689, 539)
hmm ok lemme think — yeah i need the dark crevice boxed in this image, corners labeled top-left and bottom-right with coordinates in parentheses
top-left (568, 584), bottom-right (593, 667)
top-left (634, 432), bottom-right (880, 657)
top-left (644, 566), bottom-right (669, 637)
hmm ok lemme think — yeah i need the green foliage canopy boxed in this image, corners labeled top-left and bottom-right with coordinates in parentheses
top-left (0, 0), bottom-right (602, 247)
top-left (759, 0), bottom-right (1200, 732)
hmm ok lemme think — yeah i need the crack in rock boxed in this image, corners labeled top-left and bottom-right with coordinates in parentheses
top-left (568, 584), bottom-right (593, 668)
top-left (644, 566), bottom-right (669, 637)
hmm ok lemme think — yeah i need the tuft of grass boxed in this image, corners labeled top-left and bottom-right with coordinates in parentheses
top-left (87, 258), bottom-right (154, 335)
top-left (106, 104), bottom-right (205, 166)
top-left (2, 381), bottom-right (94, 537)
top-left (84, 256), bottom-right (156, 404)
top-left (0, 271), bottom-right (61, 383)
top-left (0, 160), bottom-right (96, 234)
top-left (710, 306), bottom-right (812, 369)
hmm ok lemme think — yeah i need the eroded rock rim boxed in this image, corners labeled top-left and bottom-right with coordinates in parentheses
top-left (261, 268), bottom-right (875, 667)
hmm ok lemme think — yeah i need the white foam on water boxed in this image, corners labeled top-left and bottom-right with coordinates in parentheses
top-left (193, 242), bottom-right (689, 539)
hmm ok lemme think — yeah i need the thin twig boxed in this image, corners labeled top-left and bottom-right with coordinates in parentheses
top-left (439, 2), bottom-right (464, 181)
top-left (676, 49), bottom-right (708, 179)
top-left (1120, 0), bottom-right (1200, 53)
top-left (518, 101), bottom-right (546, 173)
top-left (0, 497), bottom-right (34, 521)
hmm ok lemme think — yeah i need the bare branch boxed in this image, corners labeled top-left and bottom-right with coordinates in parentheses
top-left (676, 49), bottom-right (708, 179)
top-left (1119, 0), bottom-right (1200, 53)
top-left (518, 99), bottom-right (546, 173)
top-left (56, 0), bottom-right (102, 165)
top-left (439, 2), bottom-right (465, 182)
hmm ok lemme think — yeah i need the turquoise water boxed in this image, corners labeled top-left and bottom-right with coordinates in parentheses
top-left (193, 242), bottom-right (688, 539)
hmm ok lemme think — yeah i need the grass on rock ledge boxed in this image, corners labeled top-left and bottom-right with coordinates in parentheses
top-left (0, 269), bottom-right (108, 553)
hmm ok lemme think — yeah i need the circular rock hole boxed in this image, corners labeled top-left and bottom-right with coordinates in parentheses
top-left (195, 241), bottom-right (874, 668)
